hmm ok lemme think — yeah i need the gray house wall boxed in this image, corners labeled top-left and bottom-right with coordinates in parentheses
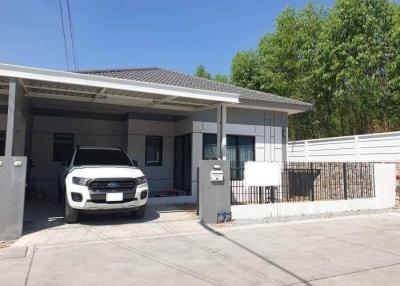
top-left (31, 115), bottom-right (127, 201)
top-left (188, 108), bottom-right (288, 203)
top-left (191, 107), bottom-right (288, 161)
top-left (2, 104), bottom-right (289, 204)
top-left (126, 119), bottom-right (175, 193)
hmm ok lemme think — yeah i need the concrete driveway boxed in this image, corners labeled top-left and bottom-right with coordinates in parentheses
top-left (2, 210), bottom-right (400, 285)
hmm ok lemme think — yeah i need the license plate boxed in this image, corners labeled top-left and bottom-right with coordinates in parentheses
top-left (106, 192), bottom-right (123, 202)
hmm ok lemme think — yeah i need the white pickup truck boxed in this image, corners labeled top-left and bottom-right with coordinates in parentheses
top-left (59, 147), bottom-right (148, 223)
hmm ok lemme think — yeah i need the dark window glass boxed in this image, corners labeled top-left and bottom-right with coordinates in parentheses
top-left (203, 133), bottom-right (217, 160)
top-left (229, 135), bottom-right (255, 180)
top-left (145, 136), bottom-right (163, 166)
top-left (202, 134), bottom-right (255, 179)
top-left (73, 149), bottom-right (133, 166)
top-left (64, 148), bottom-right (75, 165)
top-left (0, 131), bottom-right (5, 156)
top-left (53, 133), bottom-right (74, 161)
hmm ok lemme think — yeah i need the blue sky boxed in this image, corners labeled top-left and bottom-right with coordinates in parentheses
top-left (0, 0), bottom-right (333, 76)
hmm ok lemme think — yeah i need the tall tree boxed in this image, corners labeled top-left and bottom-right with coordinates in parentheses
top-left (214, 73), bottom-right (229, 83)
top-left (318, 0), bottom-right (400, 135)
top-left (195, 65), bottom-right (211, 79)
top-left (230, 0), bottom-right (400, 140)
top-left (231, 51), bottom-right (260, 90)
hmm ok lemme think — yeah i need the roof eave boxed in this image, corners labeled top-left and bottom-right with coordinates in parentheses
top-left (235, 99), bottom-right (312, 114)
top-left (0, 63), bottom-right (240, 104)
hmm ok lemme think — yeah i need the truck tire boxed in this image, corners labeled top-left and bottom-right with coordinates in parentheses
top-left (131, 205), bottom-right (146, 219)
top-left (64, 193), bottom-right (78, 223)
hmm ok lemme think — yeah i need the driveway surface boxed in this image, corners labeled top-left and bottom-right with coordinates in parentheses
top-left (2, 209), bottom-right (400, 285)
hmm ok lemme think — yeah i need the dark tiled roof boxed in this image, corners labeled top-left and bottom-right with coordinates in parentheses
top-left (79, 67), bottom-right (311, 108)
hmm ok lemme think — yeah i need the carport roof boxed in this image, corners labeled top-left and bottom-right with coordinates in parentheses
top-left (80, 67), bottom-right (312, 110)
top-left (0, 63), bottom-right (311, 114)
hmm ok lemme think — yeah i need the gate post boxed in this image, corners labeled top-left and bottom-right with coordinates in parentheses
top-left (310, 162), bottom-right (315, 201)
top-left (198, 160), bottom-right (231, 224)
top-left (343, 163), bottom-right (348, 200)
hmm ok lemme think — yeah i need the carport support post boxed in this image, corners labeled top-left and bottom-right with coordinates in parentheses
top-left (0, 78), bottom-right (27, 241)
top-left (5, 78), bottom-right (18, 156)
top-left (216, 104), bottom-right (227, 160)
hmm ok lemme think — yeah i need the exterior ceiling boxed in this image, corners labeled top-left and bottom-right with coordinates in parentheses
top-left (0, 64), bottom-right (240, 113)
top-left (0, 78), bottom-right (223, 112)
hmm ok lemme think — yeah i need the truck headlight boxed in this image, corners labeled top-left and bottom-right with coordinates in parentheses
top-left (136, 176), bottom-right (147, 185)
top-left (72, 177), bottom-right (91, 186)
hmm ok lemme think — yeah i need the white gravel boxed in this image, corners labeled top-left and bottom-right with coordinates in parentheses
top-left (226, 208), bottom-right (400, 227)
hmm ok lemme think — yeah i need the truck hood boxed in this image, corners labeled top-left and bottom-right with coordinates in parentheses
top-left (68, 166), bottom-right (145, 179)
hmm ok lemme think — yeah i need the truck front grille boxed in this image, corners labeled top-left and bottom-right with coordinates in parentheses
top-left (88, 178), bottom-right (137, 192)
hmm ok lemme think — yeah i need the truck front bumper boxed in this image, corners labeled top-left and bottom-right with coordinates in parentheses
top-left (67, 183), bottom-right (148, 211)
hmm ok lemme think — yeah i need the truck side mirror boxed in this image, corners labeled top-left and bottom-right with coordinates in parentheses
top-left (132, 160), bottom-right (138, 167)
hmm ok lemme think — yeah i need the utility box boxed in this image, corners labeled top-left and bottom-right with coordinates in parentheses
top-left (199, 160), bottom-right (231, 224)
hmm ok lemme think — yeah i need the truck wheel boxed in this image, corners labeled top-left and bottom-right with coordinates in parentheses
top-left (131, 205), bottom-right (146, 219)
top-left (64, 193), bottom-right (78, 223)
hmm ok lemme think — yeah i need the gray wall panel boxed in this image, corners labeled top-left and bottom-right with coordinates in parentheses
top-left (0, 156), bottom-right (27, 240)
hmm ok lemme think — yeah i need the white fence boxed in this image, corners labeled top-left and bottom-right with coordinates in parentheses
top-left (288, 131), bottom-right (400, 162)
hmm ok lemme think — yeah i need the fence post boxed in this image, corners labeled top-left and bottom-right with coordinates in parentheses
top-left (343, 163), bottom-right (348, 200)
top-left (310, 162), bottom-right (315, 201)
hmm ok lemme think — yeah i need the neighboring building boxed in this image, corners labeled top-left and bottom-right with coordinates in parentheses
top-left (0, 63), bottom-right (311, 239)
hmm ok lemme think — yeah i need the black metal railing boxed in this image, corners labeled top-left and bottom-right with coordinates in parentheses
top-left (231, 162), bottom-right (375, 205)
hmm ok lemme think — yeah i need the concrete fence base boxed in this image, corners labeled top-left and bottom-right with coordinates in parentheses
top-left (232, 163), bottom-right (396, 220)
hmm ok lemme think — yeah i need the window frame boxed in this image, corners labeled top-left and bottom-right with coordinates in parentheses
top-left (53, 133), bottom-right (75, 162)
top-left (145, 135), bottom-right (163, 166)
top-left (202, 133), bottom-right (255, 163)
top-left (202, 133), bottom-right (218, 160)
top-left (228, 134), bottom-right (256, 164)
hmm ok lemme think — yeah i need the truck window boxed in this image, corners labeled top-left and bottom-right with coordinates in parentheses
top-left (73, 149), bottom-right (133, 166)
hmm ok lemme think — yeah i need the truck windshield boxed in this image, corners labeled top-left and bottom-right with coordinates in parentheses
top-left (73, 149), bottom-right (133, 166)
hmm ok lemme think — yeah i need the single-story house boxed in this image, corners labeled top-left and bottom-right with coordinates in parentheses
top-left (0, 63), bottom-right (311, 239)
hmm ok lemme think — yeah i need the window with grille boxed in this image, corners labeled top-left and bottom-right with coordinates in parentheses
top-left (145, 136), bottom-right (163, 166)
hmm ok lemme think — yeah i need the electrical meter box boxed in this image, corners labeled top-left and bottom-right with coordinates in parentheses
top-left (199, 160), bottom-right (231, 224)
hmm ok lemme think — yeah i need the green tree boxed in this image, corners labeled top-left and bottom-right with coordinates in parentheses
top-left (214, 73), bottom-right (229, 83)
top-left (195, 65), bottom-right (211, 79)
top-left (231, 51), bottom-right (260, 90)
top-left (318, 0), bottom-right (400, 135)
top-left (230, 0), bottom-right (400, 140)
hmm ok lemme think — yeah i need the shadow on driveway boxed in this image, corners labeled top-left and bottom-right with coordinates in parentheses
top-left (200, 223), bottom-right (312, 286)
top-left (23, 200), bottom-right (195, 234)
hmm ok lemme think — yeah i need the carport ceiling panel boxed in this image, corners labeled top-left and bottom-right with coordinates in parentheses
top-left (170, 97), bottom-right (218, 105)
top-left (24, 79), bottom-right (100, 94)
top-left (159, 101), bottom-right (207, 109)
top-left (21, 79), bottom-right (216, 110)
top-left (24, 80), bottom-right (164, 102)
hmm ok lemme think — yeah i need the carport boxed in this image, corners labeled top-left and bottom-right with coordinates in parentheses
top-left (0, 64), bottom-right (239, 240)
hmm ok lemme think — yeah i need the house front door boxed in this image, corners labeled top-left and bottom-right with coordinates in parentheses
top-left (173, 134), bottom-right (192, 195)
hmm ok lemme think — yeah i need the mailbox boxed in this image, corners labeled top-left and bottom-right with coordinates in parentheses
top-left (210, 170), bottom-right (224, 182)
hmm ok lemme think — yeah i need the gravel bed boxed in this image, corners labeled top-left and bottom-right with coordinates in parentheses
top-left (224, 208), bottom-right (400, 227)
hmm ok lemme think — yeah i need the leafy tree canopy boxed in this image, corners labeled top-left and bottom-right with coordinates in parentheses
top-left (230, 0), bottom-right (400, 140)
top-left (194, 65), bottom-right (230, 83)
top-left (214, 73), bottom-right (229, 83)
top-left (195, 65), bottom-right (212, 79)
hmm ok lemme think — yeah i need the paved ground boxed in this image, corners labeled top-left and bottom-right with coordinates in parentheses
top-left (2, 207), bottom-right (400, 285)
